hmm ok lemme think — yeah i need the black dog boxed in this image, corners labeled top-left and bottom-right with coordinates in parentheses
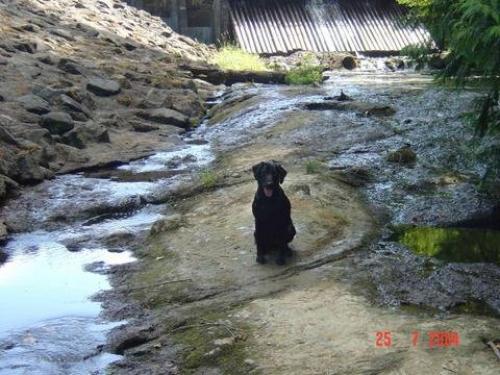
top-left (252, 160), bottom-right (296, 265)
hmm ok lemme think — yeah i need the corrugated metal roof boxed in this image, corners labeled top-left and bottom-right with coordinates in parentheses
top-left (229, 0), bottom-right (431, 54)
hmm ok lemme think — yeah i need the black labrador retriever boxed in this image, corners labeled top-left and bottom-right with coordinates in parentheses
top-left (252, 160), bottom-right (296, 265)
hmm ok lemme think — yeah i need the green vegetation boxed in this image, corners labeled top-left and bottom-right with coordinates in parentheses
top-left (400, 42), bottom-right (433, 69)
top-left (285, 54), bottom-right (324, 85)
top-left (394, 226), bottom-right (500, 264)
top-left (199, 169), bottom-right (218, 189)
top-left (305, 159), bottom-right (323, 174)
top-left (397, 0), bottom-right (500, 135)
top-left (211, 45), bottom-right (268, 71)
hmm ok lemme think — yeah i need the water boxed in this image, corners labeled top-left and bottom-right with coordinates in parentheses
top-left (0, 137), bottom-right (215, 373)
top-left (394, 226), bottom-right (500, 265)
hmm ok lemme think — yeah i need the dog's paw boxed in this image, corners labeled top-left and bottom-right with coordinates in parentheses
top-left (256, 255), bottom-right (266, 264)
top-left (276, 256), bottom-right (286, 266)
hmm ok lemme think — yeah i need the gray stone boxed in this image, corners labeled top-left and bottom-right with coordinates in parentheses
top-left (58, 58), bottom-right (82, 75)
top-left (32, 86), bottom-right (68, 102)
top-left (61, 123), bottom-right (110, 149)
top-left (49, 28), bottom-right (75, 41)
top-left (40, 112), bottom-right (75, 135)
top-left (150, 214), bottom-right (183, 235)
top-left (87, 78), bottom-right (121, 96)
top-left (36, 53), bottom-right (58, 65)
top-left (131, 121), bottom-right (159, 133)
top-left (136, 108), bottom-right (189, 128)
top-left (17, 94), bottom-right (51, 114)
top-left (58, 94), bottom-right (91, 117)
top-left (13, 41), bottom-right (37, 54)
top-left (0, 221), bottom-right (7, 243)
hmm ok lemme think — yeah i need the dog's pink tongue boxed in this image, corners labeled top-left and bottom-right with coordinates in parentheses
top-left (263, 187), bottom-right (273, 197)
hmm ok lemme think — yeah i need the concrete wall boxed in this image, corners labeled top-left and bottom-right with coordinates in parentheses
top-left (125, 0), bottom-right (230, 44)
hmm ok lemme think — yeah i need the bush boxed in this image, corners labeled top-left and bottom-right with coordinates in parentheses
top-left (285, 54), bottom-right (324, 85)
top-left (211, 45), bottom-right (268, 72)
top-left (401, 42), bottom-right (433, 69)
top-left (398, 0), bottom-right (500, 135)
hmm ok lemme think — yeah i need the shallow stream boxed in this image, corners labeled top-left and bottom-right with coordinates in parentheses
top-left (1, 62), bottom-right (499, 373)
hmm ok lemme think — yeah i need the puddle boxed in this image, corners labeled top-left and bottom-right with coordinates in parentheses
top-left (394, 226), bottom-right (500, 264)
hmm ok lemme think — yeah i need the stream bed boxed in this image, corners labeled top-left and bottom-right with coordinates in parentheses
top-left (1, 64), bottom-right (499, 373)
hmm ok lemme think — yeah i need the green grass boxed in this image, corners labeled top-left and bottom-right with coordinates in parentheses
top-left (285, 54), bottom-right (324, 85)
top-left (211, 45), bottom-right (268, 72)
top-left (305, 159), bottom-right (323, 174)
top-left (199, 169), bottom-right (218, 190)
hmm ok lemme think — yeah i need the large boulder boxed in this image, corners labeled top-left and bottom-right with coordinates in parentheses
top-left (87, 78), bottom-right (121, 96)
top-left (136, 108), bottom-right (189, 128)
top-left (387, 145), bottom-right (417, 165)
top-left (17, 94), bottom-right (51, 114)
top-left (40, 112), bottom-right (75, 135)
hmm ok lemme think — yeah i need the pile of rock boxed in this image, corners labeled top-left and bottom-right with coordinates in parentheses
top-left (0, 0), bottom-right (220, 204)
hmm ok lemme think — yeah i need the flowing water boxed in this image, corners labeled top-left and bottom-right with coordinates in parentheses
top-left (1, 61), bottom-right (499, 373)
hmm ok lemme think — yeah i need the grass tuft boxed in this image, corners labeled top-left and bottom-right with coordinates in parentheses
top-left (211, 45), bottom-right (268, 72)
top-left (199, 169), bottom-right (218, 190)
top-left (285, 53), bottom-right (324, 85)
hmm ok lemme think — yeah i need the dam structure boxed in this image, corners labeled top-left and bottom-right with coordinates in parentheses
top-left (126, 0), bottom-right (431, 54)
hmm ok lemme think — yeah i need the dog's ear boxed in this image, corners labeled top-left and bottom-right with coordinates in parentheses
top-left (252, 162), bottom-right (264, 180)
top-left (275, 162), bottom-right (287, 184)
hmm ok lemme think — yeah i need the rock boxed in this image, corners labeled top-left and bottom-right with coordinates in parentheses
top-left (150, 214), bottom-right (183, 235)
top-left (61, 123), bottom-right (110, 149)
top-left (0, 57), bottom-right (8, 65)
top-left (131, 121), bottom-right (159, 133)
top-left (57, 94), bottom-right (91, 117)
top-left (0, 221), bottom-right (8, 243)
top-left (385, 57), bottom-right (405, 71)
top-left (213, 337), bottom-right (235, 347)
top-left (0, 174), bottom-right (18, 200)
top-left (161, 89), bottom-right (204, 118)
top-left (49, 28), bottom-right (75, 41)
top-left (36, 53), bottom-right (58, 65)
top-left (324, 90), bottom-right (352, 102)
top-left (17, 94), bottom-right (51, 114)
top-left (387, 145), bottom-right (417, 164)
top-left (365, 106), bottom-right (396, 117)
top-left (321, 53), bottom-right (358, 70)
top-left (106, 325), bottom-right (156, 355)
top-left (333, 167), bottom-right (373, 187)
top-left (40, 112), bottom-right (75, 135)
top-left (136, 108), bottom-right (189, 128)
top-left (0, 124), bottom-right (20, 146)
top-left (57, 58), bottom-right (82, 75)
top-left (13, 41), bottom-right (37, 54)
top-left (13, 154), bottom-right (53, 183)
top-left (87, 78), bottom-right (121, 96)
top-left (21, 24), bottom-right (39, 32)
top-left (32, 86), bottom-right (68, 102)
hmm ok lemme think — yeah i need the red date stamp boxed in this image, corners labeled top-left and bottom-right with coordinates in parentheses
top-left (375, 331), bottom-right (460, 348)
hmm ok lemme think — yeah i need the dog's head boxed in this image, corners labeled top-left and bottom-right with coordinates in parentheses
top-left (252, 160), bottom-right (287, 198)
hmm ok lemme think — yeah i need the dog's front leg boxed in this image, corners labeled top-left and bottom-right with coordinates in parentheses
top-left (276, 244), bottom-right (288, 266)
